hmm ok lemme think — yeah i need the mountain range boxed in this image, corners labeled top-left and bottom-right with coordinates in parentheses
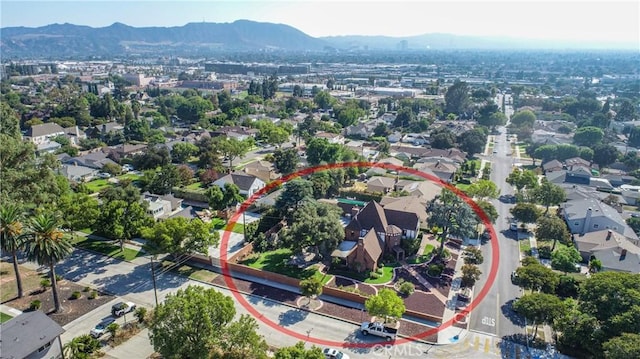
top-left (0, 20), bottom-right (635, 58)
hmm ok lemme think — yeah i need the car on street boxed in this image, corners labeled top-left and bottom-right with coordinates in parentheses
top-left (111, 301), bottom-right (136, 317)
top-left (323, 348), bottom-right (350, 359)
top-left (90, 318), bottom-right (115, 338)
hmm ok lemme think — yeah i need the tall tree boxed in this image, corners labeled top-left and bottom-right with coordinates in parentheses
top-left (510, 203), bottom-right (542, 225)
top-left (532, 178), bottom-right (566, 213)
top-left (535, 215), bottom-right (571, 251)
top-left (283, 202), bottom-right (344, 258)
top-left (0, 203), bottom-right (26, 298)
top-left (171, 142), bottom-right (199, 164)
top-left (275, 179), bottom-right (314, 213)
top-left (299, 276), bottom-right (323, 305)
top-left (217, 137), bottom-right (252, 170)
top-left (427, 189), bottom-right (479, 255)
top-left (460, 264), bottom-right (482, 288)
top-left (23, 213), bottom-right (73, 313)
top-left (592, 144), bottom-right (619, 169)
top-left (444, 80), bottom-right (471, 115)
top-left (551, 246), bottom-right (582, 273)
top-left (513, 293), bottom-right (566, 341)
top-left (272, 148), bottom-right (299, 175)
top-left (573, 126), bottom-right (604, 146)
top-left (149, 285), bottom-right (237, 359)
top-left (514, 262), bottom-right (559, 293)
top-left (365, 288), bottom-right (406, 323)
top-left (466, 179), bottom-right (500, 200)
top-left (506, 168), bottom-right (539, 193)
top-left (142, 217), bottom-right (219, 256)
top-left (603, 333), bottom-right (640, 359)
top-left (58, 192), bottom-right (100, 239)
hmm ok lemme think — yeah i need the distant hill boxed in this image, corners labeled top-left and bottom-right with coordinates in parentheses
top-left (0, 20), bottom-right (329, 58)
top-left (0, 20), bottom-right (635, 58)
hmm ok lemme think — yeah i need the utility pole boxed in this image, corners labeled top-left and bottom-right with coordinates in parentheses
top-left (150, 256), bottom-right (159, 307)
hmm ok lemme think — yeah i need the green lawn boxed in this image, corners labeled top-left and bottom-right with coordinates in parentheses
top-left (519, 239), bottom-right (532, 255)
top-left (0, 312), bottom-right (13, 323)
top-left (74, 237), bottom-right (145, 262)
top-left (329, 262), bottom-right (399, 284)
top-left (117, 173), bottom-right (142, 181)
top-left (230, 222), bottom-right (244, 234)
top-left (161, 260), bottom-right (218, 282)
top-left (241, 249), bottom-right (323, 280)
top-left (85, 179), bottom-right (113, 193)
top-left (186, 181), bottom-right (204, 190)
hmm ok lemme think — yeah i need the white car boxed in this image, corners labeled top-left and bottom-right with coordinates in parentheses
top-left (111, 301), bottom-right (136, 317)
top-left (323, 348), bottom-right (350, 359)
top-left (90, 318), bottom-right (115, 338)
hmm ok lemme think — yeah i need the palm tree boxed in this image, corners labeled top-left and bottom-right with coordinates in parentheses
top-left (23, 213), bottom-right (73, 313)
top-left (0, 204), bottom-right (26, 298)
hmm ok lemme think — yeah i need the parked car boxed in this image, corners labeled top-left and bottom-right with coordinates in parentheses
top-left (323, 348), bottom-right (350, 359)
top-left (510, 222), bottom-right (518, 231)
top-left (90, 318), bottom-right (115, 338)
top-left (360, 321), bottom-right (397, 341)
top-left (111, 301), bottom-right (136, 317)
top-left (97, 172), bottom-right (111, 179)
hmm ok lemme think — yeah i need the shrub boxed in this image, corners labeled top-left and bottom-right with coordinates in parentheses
top-left (134, 307), bottom-right (148, 324)
top-left (40, 278), bottom-right (51, 289)
top-left (55, 274), bottom-right (63, 281)
top-left (427, 264), bottom-right (444, 277)
top-left (30, 300), bottom-right (42, 310)
top-left (538, 246), bottom-right (552, 259)
top-left (369, 271), bottom-right (381, 279)
top-left (83, 286), bottom-right (91, 292)
top-left (376, 266), bottom-right (383, 274)
top-left (106, 323), bottom-right (119, 337)
top-left (71, 291), bottom-right (82, 300)
top-left (89, 290), bottom-right (98, 299)
top-left (399, 282), bottom-right (415, 296)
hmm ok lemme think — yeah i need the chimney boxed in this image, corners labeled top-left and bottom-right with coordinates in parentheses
top-left (606, 230), bottom-right (613, 241)
top-left (351, 206), bottom-right (360, 218)
top-left (582, 207), bottom-right (593, 234)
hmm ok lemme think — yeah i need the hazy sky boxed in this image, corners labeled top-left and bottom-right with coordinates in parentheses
top-left (1, 0), bottom-right (638, 45)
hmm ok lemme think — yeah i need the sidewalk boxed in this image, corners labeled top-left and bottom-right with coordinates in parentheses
top-left (437, 243), bottom-right (469, 345)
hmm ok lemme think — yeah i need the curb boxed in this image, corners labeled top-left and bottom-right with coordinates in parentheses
top-left (188, 273), bottom-right (439, 345)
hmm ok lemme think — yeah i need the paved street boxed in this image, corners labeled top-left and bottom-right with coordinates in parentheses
top-left (469, 94), bottom-right (527, 341)
top-left (55, 248), bottom-right (505, 358)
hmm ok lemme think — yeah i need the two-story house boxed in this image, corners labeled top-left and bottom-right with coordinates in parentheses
top-left (562, 198), bottom-right (639, 240)
top-left (1, 310), bottom-right (65, 359)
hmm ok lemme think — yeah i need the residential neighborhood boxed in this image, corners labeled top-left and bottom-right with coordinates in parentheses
top-left (1, 11), bottom-right (640, 359)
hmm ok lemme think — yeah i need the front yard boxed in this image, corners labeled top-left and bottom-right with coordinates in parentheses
top-left (241, 249), bottom-right (331, 283)
top-left (73, 236), bottom-right (145, 262)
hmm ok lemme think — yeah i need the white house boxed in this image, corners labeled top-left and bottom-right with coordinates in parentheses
top-left (213, 172), bottom-right (266, 197)
top-left (25, 123), bottom-right (65, 145)
top-left (563, 198), bottom-right (638, 240)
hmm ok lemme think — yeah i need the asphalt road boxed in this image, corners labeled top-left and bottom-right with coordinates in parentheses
top-left (57, 249), bottom-right (502, 358)
top-left (469, 96), bottom-right (526, 340)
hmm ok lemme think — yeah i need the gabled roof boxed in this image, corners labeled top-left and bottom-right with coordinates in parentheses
top-left (216, 172), bottom-right (262, 191)
top-left (1, 311), bottom-right (65, 359)
top-left (564, 198), bottom-right (638, 239)
top-left (543, 160), bottom-right (563, 171)
top-left (367, 176), bottom-right (396, 189)
top-left (380, 195), bottom-right (428, 223)
top-left (377, 157), bottom-right (404, 166)
top-left (565, 157), bottom-right (592, 168)
top-left (362, 228), bottom-right (383, 264)
top-left (384, 208), bottom-right (420, 231)
top-left (574, 230), bottom-right (640, 254)
top-left (346, 201), bottom-right (388, 235)
top-left (26, 122), bottom-right (65, 137)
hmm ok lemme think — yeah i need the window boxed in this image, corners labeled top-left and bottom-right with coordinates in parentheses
top-left (38, 341), bottom-right (51, 352)
top-left (574, 222), bottom-right (580, 226)
top-left (593, 224), bottom-right (599, 229)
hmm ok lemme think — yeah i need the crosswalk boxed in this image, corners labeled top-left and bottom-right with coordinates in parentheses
top-left (462, 331), bottom-right (570, 359)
